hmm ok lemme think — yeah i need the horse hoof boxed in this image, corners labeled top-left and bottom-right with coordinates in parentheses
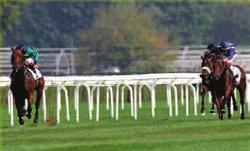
top-left (210, 110), bottom-right (215, 113)
top-left (233, 106), bottom-right (238, 111)
top-left (19, 119), bottom-right (24, 125)
top-left (26, 114), bottom-right (32, 119)
top-left (221, 109), bottom-right (226, 113)
top-left (228, 115), bottom-right (232, 119)
top-left (241, 115), bottom-right (245, 120)
top-left (201, 113), bottom-right (205, 116)
top-left (34, 118), bottom-right (39, 123)
top-left (22, 110), bottom-right (27, 116)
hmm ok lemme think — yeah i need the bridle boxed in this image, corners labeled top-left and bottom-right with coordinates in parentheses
top-left (201, 52), bottom-right (216, 76)
top-left (11, 49), bottom-right (26, 73)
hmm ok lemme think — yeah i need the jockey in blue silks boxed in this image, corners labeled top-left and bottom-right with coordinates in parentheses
top-left (217, 41), bottom-right (236, 63)
top-left (217, 41), bottom-right (240, 84)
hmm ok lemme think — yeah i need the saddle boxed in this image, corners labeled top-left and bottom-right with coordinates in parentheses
top-left (26, 65), bottom-right (43, 80)
top-left (230, 65), bottom-right (241, 85)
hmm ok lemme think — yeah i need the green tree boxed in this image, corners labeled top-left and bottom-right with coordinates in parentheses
top-left (77, 4), bottom-right (173, 74)
top-left (4, 2), bottom-right (99, 47)
top-left (0, 0), bottom-right (29, 46)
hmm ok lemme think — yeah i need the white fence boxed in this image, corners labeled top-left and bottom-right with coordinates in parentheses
top-left (2, 46), bottom-right (250, 76)
top-left (0, 47), bottom-right (77, 76)
top-left (1, 73), bottom-right (250, 126)
top-left (169, 45), bottom-right (250, 72)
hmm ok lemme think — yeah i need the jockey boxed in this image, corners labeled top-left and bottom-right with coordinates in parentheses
top-left (217, 41), bottom-right (239, 84)
top-left (16, 41), bottom-right (39, 70)
top-left (203, 43), bottom-right (221, 56)
top-left (217, 41), bottom-right (236, 64)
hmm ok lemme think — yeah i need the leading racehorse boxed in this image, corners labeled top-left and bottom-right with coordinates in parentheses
top-left (201, 52), bottom-right (246, 120)
top-left (200, 63), bottom-right (238, 115)
top-left (10, 47), bottom-right (45, 125)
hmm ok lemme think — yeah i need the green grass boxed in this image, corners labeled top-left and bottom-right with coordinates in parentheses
top-left (1, 93), bottom-right (250, 151)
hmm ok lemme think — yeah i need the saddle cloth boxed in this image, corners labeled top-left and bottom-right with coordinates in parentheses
top-left (230, 65), bottom-right (241, 83)
top-left (27, 68), bottom-right (42, 80)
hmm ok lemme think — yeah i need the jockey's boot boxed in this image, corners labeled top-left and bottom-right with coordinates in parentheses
top-left (233, 74), bottom-right (239, 86)
top-left (30, 64), bottom-right (37, 74)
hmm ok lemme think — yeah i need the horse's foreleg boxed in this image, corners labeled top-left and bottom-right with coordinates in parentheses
top-left (217, 97), bottom-right (225, 120)
top-left (210, 102), bottom-right (215, 113)
top-left (212, 92), bottom-right (221, 120)
top-left (26, 95), bottom-right (33, 119)
top-left (221, 82), bottom-right (232, 119)
top-left (215, 100), bottom-right (221, 120)
top-left (200, 89), bottom-right (206, 114)
top-left (14, 96), bottom-right (25, 125)
top-left (34, 89), bottom-right (43, 123)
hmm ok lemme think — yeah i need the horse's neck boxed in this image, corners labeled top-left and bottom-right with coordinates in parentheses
top-left (13, 69), bottom-right (25, 82)
top-left (220, 63), bottom-right (234, 82)
top-left (214, 59), bottom-right (225, 77)
top-left (15, 67), bottom-right (30, 77)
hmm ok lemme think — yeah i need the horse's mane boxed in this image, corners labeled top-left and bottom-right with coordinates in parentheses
top-left (205, 52), bottom-right (230, 79)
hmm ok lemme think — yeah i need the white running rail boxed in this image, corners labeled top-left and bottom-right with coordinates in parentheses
top-left (1, 73), bottom-right (250, 126)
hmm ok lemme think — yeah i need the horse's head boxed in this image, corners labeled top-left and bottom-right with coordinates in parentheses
top-left (201, 51), bottom-right (225, 80)
top-left (212, 56), bottom-right (226, 80)
top-left (201, 52), bottom-right (216, 77)
top-left (11, 47), bottom-right (24, 70)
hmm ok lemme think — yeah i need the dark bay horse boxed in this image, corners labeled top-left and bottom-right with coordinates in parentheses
top-left (200, 69), bottom-right (238, 114)
top-left (201, 52), bottom-right (246, 120)
top-left (10, 47), bottom-right (45, 125)
top-left (200, 44), bottom-right (238, 114)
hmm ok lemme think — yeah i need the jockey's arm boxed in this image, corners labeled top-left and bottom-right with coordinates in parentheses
top-left (32, 48), bottom-right (39, 64)
top-left (226, 48), bottom-right (236, 62)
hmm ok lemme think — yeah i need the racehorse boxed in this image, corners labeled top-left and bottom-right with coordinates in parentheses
top-left (201, 52), bottom-right (246, 120)
top-left (10, 47), bottom-right (45, 125)
top-left (200, 71), bottom-right (238, 114)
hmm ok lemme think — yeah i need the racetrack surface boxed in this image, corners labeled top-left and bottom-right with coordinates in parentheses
top-left (1, 100), bottom-right (250, 151)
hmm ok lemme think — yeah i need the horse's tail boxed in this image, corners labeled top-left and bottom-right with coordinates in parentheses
top-left (233, 64), bottom-right (246, 82)
top-left (234, 65), bottom-right (249, 111)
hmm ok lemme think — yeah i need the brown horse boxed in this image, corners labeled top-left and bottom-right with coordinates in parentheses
top-left (200, 44), bottom-right (238, 114)
top-left (200, 67), bottom-right (238, 114)
top-left (10, 47), bottom-right (45, 125)
top-left (201, 52), bottom-right (246, 120)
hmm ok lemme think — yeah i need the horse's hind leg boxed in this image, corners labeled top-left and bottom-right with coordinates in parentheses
top-left (231, 91), bottom-right (238, 111)
top-left (34, 89), bottom-right (43, 123)
top-left (238, 87), bottom-right (246, 119)
top-left (227, 97), bottom-right (232, 119)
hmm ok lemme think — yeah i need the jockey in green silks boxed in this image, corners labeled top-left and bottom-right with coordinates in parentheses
top-left (12, 42), bottom-right (42, 79)
top-left (16, 41), bottom-right (39, 66)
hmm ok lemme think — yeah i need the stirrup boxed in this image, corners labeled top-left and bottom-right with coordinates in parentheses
top-left (234, 74), bottom-right (239, 78)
